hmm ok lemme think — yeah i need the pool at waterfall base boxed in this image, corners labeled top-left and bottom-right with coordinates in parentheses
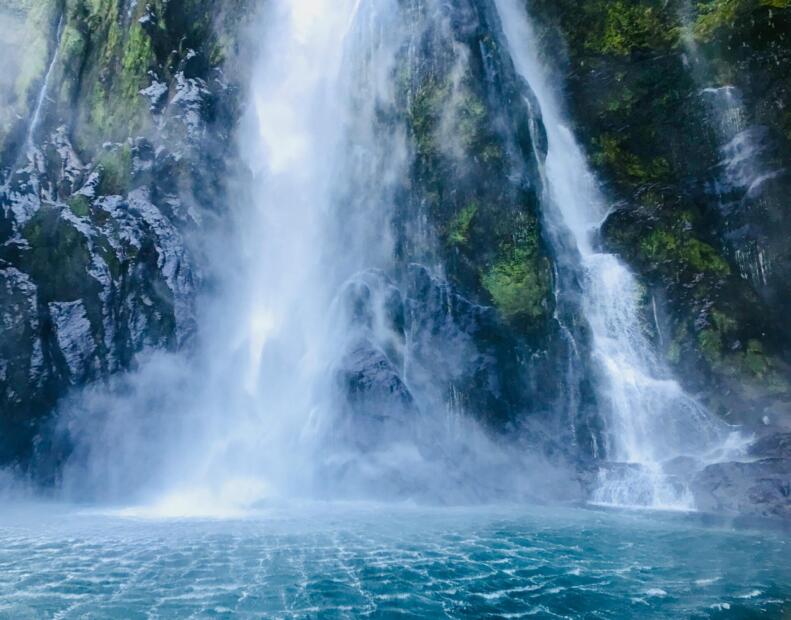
top-left (0, 503), bottom-right (788, 618)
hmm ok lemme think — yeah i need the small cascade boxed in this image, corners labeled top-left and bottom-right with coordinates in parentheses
top-left (679, 7), bottom-right (784, 294)
top-left (493, 0), bottom-right (739, 510)
top-left (24, 13), bottom-right (65, 152)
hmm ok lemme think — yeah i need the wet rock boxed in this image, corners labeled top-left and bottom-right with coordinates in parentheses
top-left (336, 338), bottom-right (417, 446)
top-left (692, 457), bottom-right (791, 519)
top-left (48, 300), bottom-right (97, 382)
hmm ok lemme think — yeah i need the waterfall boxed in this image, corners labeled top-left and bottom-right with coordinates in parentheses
top-left (58, 0), bottom-right (570, 513)
top-left (25, 14), bottom-right (64, 152)
top-left (679, 6), bottom-right (782, 294)
top-left (492, 0), bottom-right (740, 509)
top-left (52, 0), bottom-right (744, 513)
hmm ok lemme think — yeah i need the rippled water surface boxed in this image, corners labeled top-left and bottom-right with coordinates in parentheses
top-left (0, 504), bottom-right (788, 618)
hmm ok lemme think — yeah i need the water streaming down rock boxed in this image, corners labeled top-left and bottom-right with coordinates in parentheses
top-left (679, 6), bottom-right (787, 303)
top-left (492, 0), bottom-right (741, 509)
top-left (50, 0), bottom-right (747, 512)
top-left (24, 14), bottom-right (65, 154)
top-left (55, 0), bottom-right (576, 511)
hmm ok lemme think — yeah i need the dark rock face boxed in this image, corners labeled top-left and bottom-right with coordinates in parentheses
top-left (692, 441), bottom-right (791, 520)
top-left (527, 0), bottom-right (791, 434)
top-left (0, 0), bottom-right (250, 467)
top-left (337, 337), bottom-right (418, 447)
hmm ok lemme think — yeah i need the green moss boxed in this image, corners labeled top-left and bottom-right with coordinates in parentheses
top-left (120, 24), bottom-right (154, 101)
top-left (447, 203), bottom-right (478, 246)
top-left (693, 0), bottom-right (790, 41)
top-left (67, 194), bottom-right (91, 218)
top-left (593, 134), bottom-right (670, 183)
top-left (585, 1), bottom-right (679, 56)
top-left (457, 95), bottom-right (487, 150)
top-left (710, 309), bottom-right (737, 334)
top-left (77, 0), bottom-right (158, 142)
top-left (639, 229), bottom-right (730, 276)
top-left (743, 339), bottom-right (771, 377)
top-left (21, 208), bottom-right (93, 303)
top-left (693, 311), bottom-right (786, 385)
top-left (482, 212), bottom-right (551, 326)
top-left (408, 78), bottom-right (449, 159)
top-left (97, 145), bottom-right (132, 195)
top-left (698, 328), bottom-right (723, 364)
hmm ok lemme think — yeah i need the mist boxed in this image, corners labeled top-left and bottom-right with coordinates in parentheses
top-left (41, 0), bottom-right (587, 515)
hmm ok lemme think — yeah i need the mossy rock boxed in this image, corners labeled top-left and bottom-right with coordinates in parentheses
top-left (96, 145), bottom-right (132, 196)
top-left (447, 202), bottom-right (478, 247)
top-left (67, 194), bottom-right (91, 218)
top-left (21, 207), bottom-right (95, 303)
top-left (639, 228), bottom-right (730, 277)
top-left (482, 212), bottom-right (552, 329)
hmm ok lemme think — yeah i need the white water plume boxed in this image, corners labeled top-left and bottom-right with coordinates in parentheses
top-left (493, 0), bottom-right (744, 510)
top-left (54, 0), bottom-right (588, 514)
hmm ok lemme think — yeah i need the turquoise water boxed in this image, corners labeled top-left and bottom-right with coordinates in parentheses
top-left (0, 504), bottom-right (788, 618)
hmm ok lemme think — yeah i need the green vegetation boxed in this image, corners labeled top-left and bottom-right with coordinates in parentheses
top-left (67, 195), bottom-right (91, 218)
top-left (694, 0), bottom-right (791, 41)
top-left (21, 208), bottom-right (93, 303)
top-left (408, 78), bottom-right (449, 159)
top-left (482, 213), bottom-right (551, 326)
top-left (97, 145), bottom-right (132, 195)
top-left (593, 134), bottom-right (670, 183)
top-left (589, 1), bottom-right (679, 56)
top-left (639, 229), bottom-right (730, 277)
top-left (447, 203), bottom-right (478, 246)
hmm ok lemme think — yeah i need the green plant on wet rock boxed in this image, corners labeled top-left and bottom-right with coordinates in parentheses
top-left (693, 0), bottom-right (791, 41)
top-left (593, 134), bottom-right (670, 183)
top-left (698, 327), bottom-right (723, 364)
top-left (408, 78), bottom-right (449, 159)
top-left (447, 202), bottom-right (478, 247)
top-left (67, 194), bottom-right (91, 218)
top-left (584, 0), bottom-right (679, 56)
top-left (482, 212), bottom-right (551, 326)
top-left (97, 145), bottom-right (132, 196)
top-left (457, 94), bottom-right (487, 150)
top-left (21, 208), bottom-right (93, 303)
top-left (639, 229), bottom-right (730, 276)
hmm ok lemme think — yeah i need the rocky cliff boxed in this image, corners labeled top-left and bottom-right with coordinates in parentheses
top-left (0, 0), bottom-right (250, 466)
top-left (0, 0), bottom-right (789, 516)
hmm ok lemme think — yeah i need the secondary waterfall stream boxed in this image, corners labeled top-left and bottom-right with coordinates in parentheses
top-left (495, 0), bottom-right (742, 508)
top-left (25, 14), bottom-right (65, 152)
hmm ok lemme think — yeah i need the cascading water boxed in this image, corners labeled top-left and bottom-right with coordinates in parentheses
top-left (59, 0), bottom-right (574, 513)
top-left (25, 14), bottom-right (65, 152)
top-left (54, 0), bottom-right (742, 514)
top-left (679, 6), bottom-right (782, 293)
top-left (492, 0), bottom-right (740, 509)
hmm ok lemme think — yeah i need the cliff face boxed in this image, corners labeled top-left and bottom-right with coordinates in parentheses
top-left (0, 0), bottom-right (789, 515)
top-left (0, 0), bottom-right (250, 465)
top-left (526, 0), bottom-right (791, 433)
top-left (522, 0), bottom-right (791, 517)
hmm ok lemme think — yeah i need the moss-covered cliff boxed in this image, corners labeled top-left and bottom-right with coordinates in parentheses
top-left (527, 0), bottom-right (791, 432)
top-left (0, 0), bottom-right (251, 466)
